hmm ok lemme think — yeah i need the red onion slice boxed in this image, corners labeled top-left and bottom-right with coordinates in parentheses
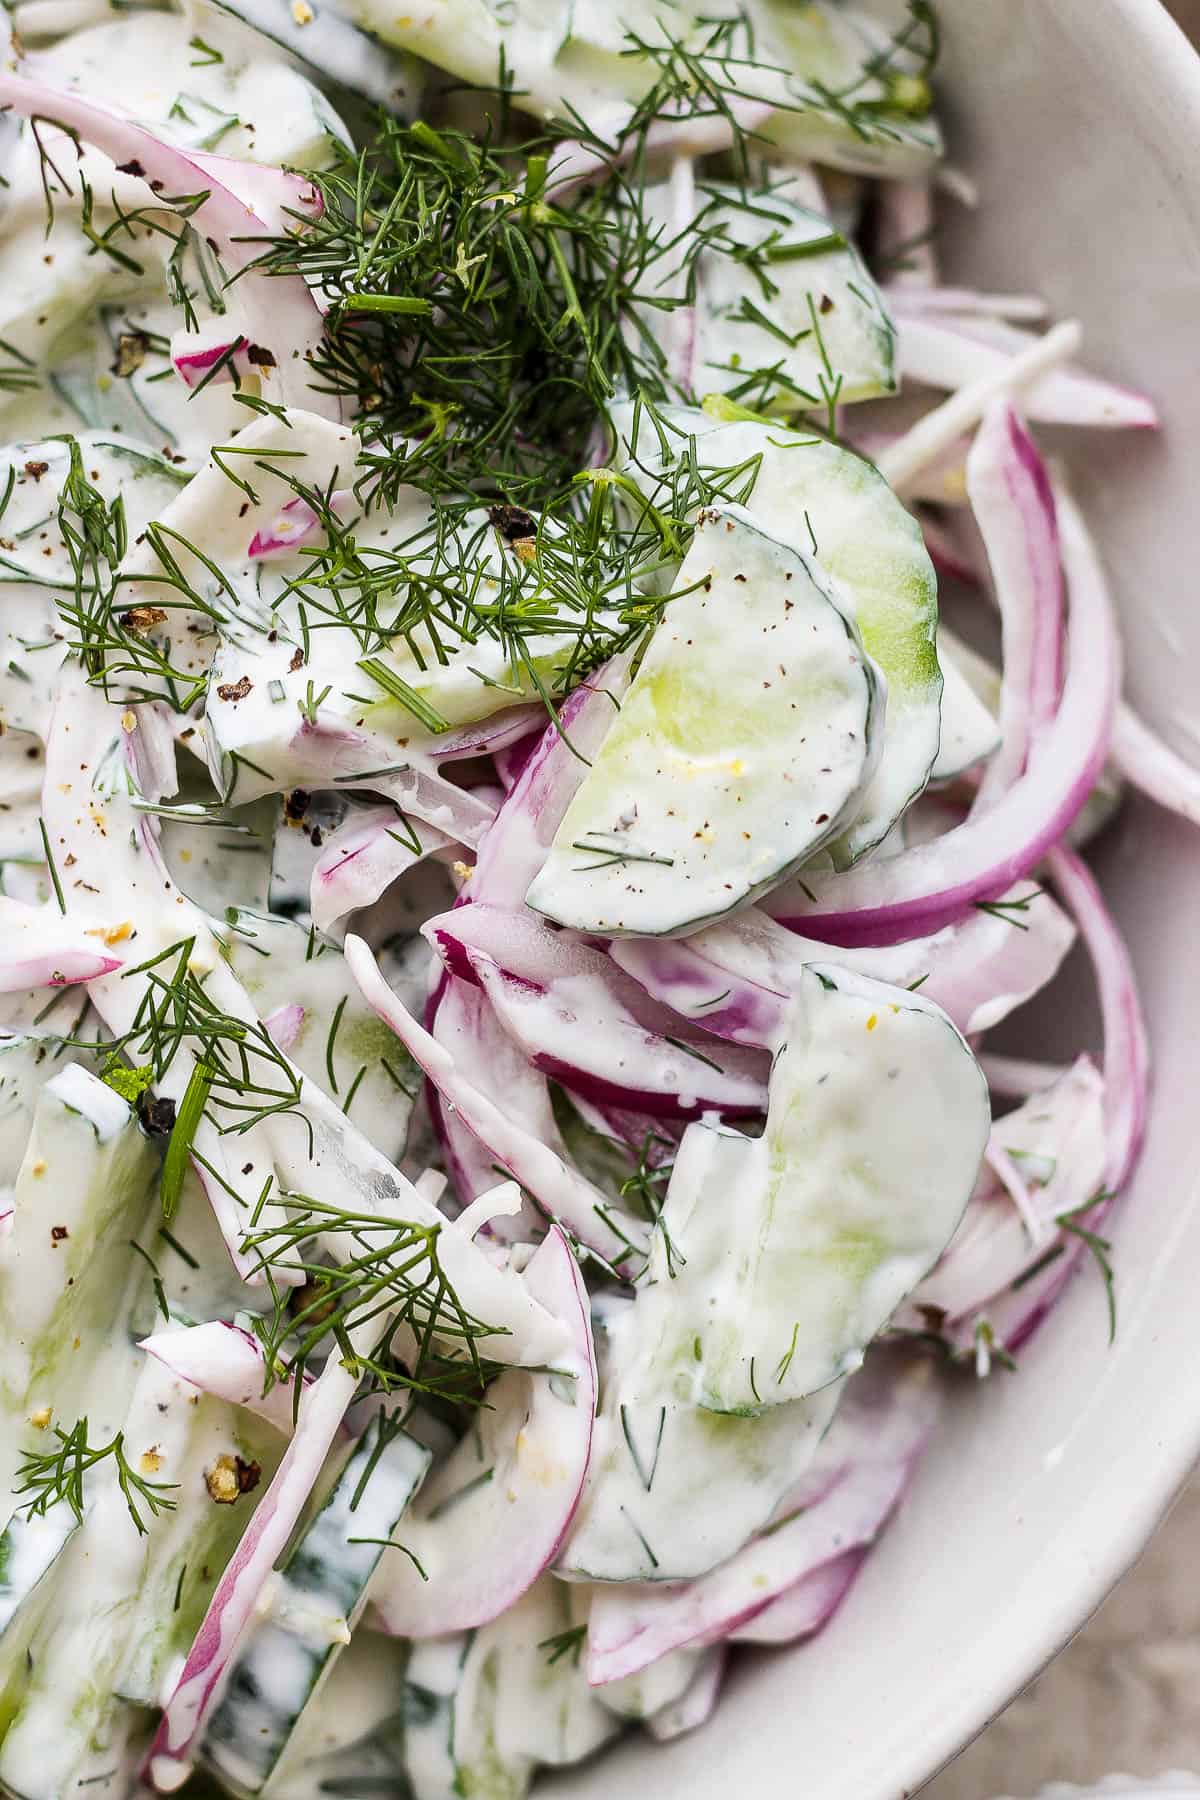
top-left (766, 487), bottom-right (1119, 946)
top-left (345, 934), bottom-right (647, 1270)
top-left (145, 1324), bottom-right (373, 1789)
top-left (967, 403), bottom-right (1063, 809)
top-left (584, 1355), bottom-right (939, 1684)
top-left (0, 71), bottom-right (335, 416)
top-left (897, 311), bottom-right (1158, 430)
top-left (1112, 702), bottom-right (1200, 827)
top-left (370, 1226), bottom-right (595, 1637)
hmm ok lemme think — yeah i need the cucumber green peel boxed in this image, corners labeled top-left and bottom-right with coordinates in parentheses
top-left (616, 409), bottom-right (944, 867)
top-left (622, 964), bottom-right (989, 1415)
top-left (527, 504), bottom-right (882, 937)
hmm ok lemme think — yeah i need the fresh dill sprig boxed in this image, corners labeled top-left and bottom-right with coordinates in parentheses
top-left (974, 888), bottom-right (1044, 931)
top-left (14, 1417), bottom-right (179, 1536)
top-left (51, 443), bottom-right (212, 712)
top-left (240, 1193), bottom-right (508, 1407)
top-left (538, 1623), bottom-right (587, 1668)
top-left (618, 1128), bottom-right (676, 1224)
top-left (68, 937), bottom-right (305, 1169)
top-left (1058, 1188), bottom-right (1118, 1344)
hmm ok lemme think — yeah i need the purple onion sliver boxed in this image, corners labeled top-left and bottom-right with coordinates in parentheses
top-left (966, 403), bottom-right (1063, 811)
top-left (765, 488), bottom-right (1119, 946)
top-left (725, 1548), bottom-right (868, 1646)
top-left (144, 1334), bottom-right (367, 1789)
top-left (0, 72), bottom-right (335, 417)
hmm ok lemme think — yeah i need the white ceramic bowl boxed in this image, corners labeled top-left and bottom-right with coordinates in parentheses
top-left (544, 4), bottom-right (1200, 1796)
top-left (1002, 1784), bottom-right (1200, 1800)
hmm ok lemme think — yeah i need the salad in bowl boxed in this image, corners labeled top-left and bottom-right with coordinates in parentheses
top-left (0, 0), bottom-right (1187, 1795)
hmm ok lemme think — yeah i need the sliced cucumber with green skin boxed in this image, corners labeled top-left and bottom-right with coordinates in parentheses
top-left (203, 1415), bottom-right (431, 1797)
top-left (464, 1576), bottom-right (620, 1773)
top-left (342, 0), bottom-right (503, 92)
top-left (403, 1575), bottom-right (620, 1800)
top-left (222, 908), bottom-right (419, 1165)
top-left (36, 9), bottom-right (349, 170)
top-left (118, 409), bottom-right (360, 690)
top-left (591, 1644), bottom-right (706, 1723)
top-left (0, 1033), bottom-right (102, 1191)
top-left (0, 1506), bottom-right (81, 1779)
top-left (0, 1348), bottom-right (274, 1800)
top-left (207, 0), bottom-right (424, 110)
top-left (347, 506), bottom-right (602, 735)
top-left (620, 965), bottom-right (988, 1416)
top-left (558, 1299), bottom-right (843, 1583)
top-left (260, 1631), bottom-right (409, 1800)
top-left (404, 1634), bottom-right (473, 1800)
top-left (0, 731), bottom-right (55, 875)
top-left (0, 1505), bottom-right (79, 1636)
top-left (0, 434), bottom-right (186, 735)
top-left (0, 1063), bottom-right (158, 1484)
top-left (526, 504), bottom-right (881, 937)
top-left (618, 410), bottom-right (943, 865)
top-left (642, 184), bottom-right (895, 410)
top-left (742, 0), bottom-right (943, 179)
top-left (334, 0), bottom-right (938, 175)
top-left (113, 1377), bottom-right (286, 1710)
top-left (196, 496), bottom-right (584, 752)
top-left (157, 794), bottom-right (275, 923)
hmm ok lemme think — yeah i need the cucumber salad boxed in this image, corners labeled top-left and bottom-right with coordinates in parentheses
top-left (0, 0), bottom-right (1185, 1795)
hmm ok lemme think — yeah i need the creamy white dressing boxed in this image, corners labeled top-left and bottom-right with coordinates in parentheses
top-left (0, 1064), bottom-right (158, 1490)
top-left (528, 504), bottom-right (883, 936)
top-left (204, 1417), bottom-right (430, 1794)
top-left (0, 0), bottom-right (1124, 1791)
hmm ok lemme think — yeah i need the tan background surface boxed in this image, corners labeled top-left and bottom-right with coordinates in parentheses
top-left (923, 7), bottom-right (1200, 1796)
top-left (924, 1481), bottom-right (1200, 1797)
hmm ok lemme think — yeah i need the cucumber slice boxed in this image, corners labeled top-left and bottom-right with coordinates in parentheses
top-left (0, 732), bottom-right (50, 876)
top-left (526, 504), bottom-right (881, 937)
top-left (641, 184), bottom-right (895, 412)
top-left (338, 0), bottom-right (939, 176)
top-left (261, 1632), bottom-right (408, 1800)
top-left (0, 434), bottom-right (186, 735)
top-left (222, 909), bottom-right (418, 1164)
top-left (345, 506), bottom-right (603, 733)
top-left (619, 412), bottom-right (943, 863)
top-left (931, 638), bottom-right (1001, 781)
top-left (113, 1377), bottom-right (286, 1710)
top-left (492, 1580), bottom-right (621, 1769)
top-left (621, 965), bottom-right (988, 1415)
top-left (558, 1300), bottom-right (843, 1583)
top-left (403, 1575), bottom-right (620, 1800)
top-left (743, 0), bottom-right (943, 178)
top-left (404, 1635), bottom-right (474, 1800)
top-left (203, 1414), bottom-right (431, 1797)
top-left (0, 1033), bottom-right (102, 1190)
top-left (592, 1644), bottom-right (706, 1723)
top-left (0, 1064), bottom-right (158, 1479)
top-left (0, 1348), bottom-right (275, 1800)
top-left (0, 1507), bottom-right (79, 1773)
top-left (37, 10), bottom-right (349, 171)
top-left (206, 0), bottom-right (423, 110)
top-left (0, 1506), bottom-right (78, 1636)
top-left (157, 794), bottom-right (275, 922)
top-left (118, 408), bottom-right (360, 693)
top-left (344, 0), bottom-right (503, 91)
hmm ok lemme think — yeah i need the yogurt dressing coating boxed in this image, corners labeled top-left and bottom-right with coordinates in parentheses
top-left (0, 0), bottom-right (1154, 1794)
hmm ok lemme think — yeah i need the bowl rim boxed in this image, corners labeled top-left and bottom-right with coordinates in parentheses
top-left (539, 7), bottom-right (1200, 1798)
top-left (911, 2), bottom-right (1200, 1789)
